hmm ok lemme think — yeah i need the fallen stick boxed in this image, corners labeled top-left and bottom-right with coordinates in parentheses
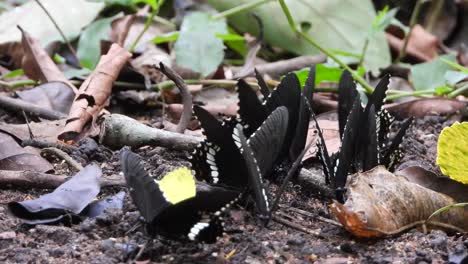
top-left (0, 170), bottom-right (125, 189)
top-left (41, 147), bottom-right (83, 171)
top-left (232, 54), bottom-right (326, 78)
top-left (22, 139), bottom-right (78, 153)
top-left (99, 114), bottom-right (202, 150)
top-left (297, 168), bottom-right (334, 199)
top-left (155, 63), bottom-right (192, 134)
top-left (0, 95), bottom-right (67, 120)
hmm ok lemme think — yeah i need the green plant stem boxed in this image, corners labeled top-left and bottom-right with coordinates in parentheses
top-left (278, 0), bottom-right (374, 94)
top-left (33, 0), bottom-right (79, 65)
top-left (448, 82), bottom-right (468, 98)
top-left (395, 0), bottom-right (423, 63)
top-left (129, 1), bottom-right (165, 53)
top-left (385, 89), bottom-right (434, 101)
top-left (211, 0), bottom-right (271, 20)
top-left (425, 0), bottom-right (443, 33)
top-left (358, 38), bottom-right (369, 68)
top-left (0, 79), bottom-right (37, 89)
top-left (153, 15), bottom-right (176, 30)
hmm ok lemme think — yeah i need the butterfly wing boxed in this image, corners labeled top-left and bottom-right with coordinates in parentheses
top-left (362, 104), bottom-right (379, 171)
top-left (237, 79), bottom-right (269, 136)
top-left (255, 68), bottom-right (270, 98)
top-left (190, 105), bottom-right (248, 188)
top-left (381, 117), bottom-right (413, 171)
top-left (120, 149), bottom-right (170, 222)
top-left (151, 186), bottom-right (241, 243)
top-left (248, 106), bottom-right (289, 178)
top-left (311, 112), bottom-right (334, 185)
top-left (334, 97), bottom-right (361, 202)
top-left (338, 70), bottom-right (358, 138)
top-left (233, 124), bottom-right (270, 218)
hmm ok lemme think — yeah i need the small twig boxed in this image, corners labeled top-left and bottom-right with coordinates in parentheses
top-left (22, 139), bottom-right (78, 153)
top-left (0, 170), bottom-right (125, 189)
top-left (395, 0), bottom-right (424, 63)
top-left (41, 147), bottom-right (83, 171)
top-left (33, 0), bottom-right (78, 62)
top-left (283, 206), bottom-right (342, 227)
top-left (0, 94), bottom-right (67, 120)
top-left (425, 0), bottom-right (443, 33)
top-left (272, 214), bottom-right (321, 236)
top-left (154, 63), bottom-right (192, 133)
top-left (21, 111), bottom-right (34, 140)
top-left (0, 79), bottom-right (37, 89)
top-left (233, 54), bottom-right (326, 78)
top-left (269, 140), bottom-right (315, 219)
top-left (134, 240), bottom-right (149, 261)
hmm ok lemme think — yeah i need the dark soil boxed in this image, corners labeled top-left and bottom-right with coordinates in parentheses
top-left (0, 114), bottom-right (467, 263)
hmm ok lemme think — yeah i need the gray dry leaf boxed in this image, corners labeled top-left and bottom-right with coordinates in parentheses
top-left (16, 82), bottom-right (75, 114)
top-left (0, 119), bottom-right (65, 142)
top-left (0, 132), bottom-right (52, 172)
top-left (330, 166), bottom-right (468, 238)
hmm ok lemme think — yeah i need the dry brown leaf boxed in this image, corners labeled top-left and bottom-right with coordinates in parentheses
top-left (385, 98), bottom-right (467, 118)
top-left (58, 44), bottom-right (131, 143)
top-left (303, 118), bottom-right (340, 161)
top-left (110, 15), bottom-right (136, 47)
top-left (0, 132), bottom-right (53, 172)
top-left (330, 166), bottom-right (467, 238)
top-left (386, 24), bottom-right (439, 62)
top-left (16, 82), bottom-right (75, 114)
top-left (19, 27), bottom-right (77, 93)
top-left (396, 166), bottom-right (468, 203)
top-left (0, 119), bottom-right (65, 142)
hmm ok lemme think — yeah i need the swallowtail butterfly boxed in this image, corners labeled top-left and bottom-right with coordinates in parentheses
top-left (121, 149), bottom-right (241, 243)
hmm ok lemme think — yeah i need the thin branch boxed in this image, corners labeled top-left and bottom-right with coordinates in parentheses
top-left (0, 94), bottom-right (67, 120)
top-left (33, 0), bottom-right (78, 62)
top-left (22, 139), bottom-right (79, 153)
top-left (154, 63), bottom-right (192, 133)
top-left (272, 215), bottom-right (322, 237)
top-left (41, 147), bottom-right (83, 171)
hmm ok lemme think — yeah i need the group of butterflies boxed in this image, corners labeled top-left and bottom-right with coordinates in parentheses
top-left (121, 66), bottom-right (413, 243)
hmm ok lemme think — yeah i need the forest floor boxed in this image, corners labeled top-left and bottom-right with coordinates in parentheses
top-left (0, 113), bottom-right (467, 264)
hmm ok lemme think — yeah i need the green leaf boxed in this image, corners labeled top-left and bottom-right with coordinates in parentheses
top-left (53, 53), bottom-right (66, 64)
top-left (206, 0), bottom-right (391, 74)
top-left (444, 70), bottom-right (468, 86)
top-left (294, 64), bottom-right (367, 87)
top-left (77, 15), bottom-right (120, 70)
top-left (152, 31), bottom-right (180, 44)
top-left (410, 54), bottom-right (456, 91)
top-left (370, 6), bottom-right (398, 37)
top-left (0, 0), bottom-right (104, 46)
top-left (63, 68), bottom-right (92, 79)
top-left (1, 69), bottom-right (24, 79)
top-left (216, 33), bottom-right (245, 41)
top-left (434, 86), bottom-right (452, 95)
top-left (174, 11), bottom-right (228, 77)
top-left (132, 0), bottom-right (158, 9)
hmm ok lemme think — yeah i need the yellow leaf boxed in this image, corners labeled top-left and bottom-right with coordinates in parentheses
top-left (436, 122), bottom-right (468, 184)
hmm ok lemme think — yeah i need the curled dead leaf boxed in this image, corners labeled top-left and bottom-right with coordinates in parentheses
top-left (16, 82), bottom-right (75, 114)
top-left (0, 132), bottom-right (53, 172)
top-left (110, 15), bottom-right (136, 47)
top-left (386, 24), bottom-right (439, 62)
top-left (330, 166), bottom-right (467, 238)
top-left (19, 27), bottom-right (77, 93)
top-left (386, 98), bottom-right (467, 118)
top-left (58, 44), bottom-right (131, 143)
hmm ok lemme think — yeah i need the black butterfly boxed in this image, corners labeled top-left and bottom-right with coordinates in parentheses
top-left (237, 67), bottom-right (315, 169)
top-left (121, 149), bottom-right (241, 243)
top-left (317, 72), bottom-right (413, 202)
top-left (189, 105), bottom-right (289, 218)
